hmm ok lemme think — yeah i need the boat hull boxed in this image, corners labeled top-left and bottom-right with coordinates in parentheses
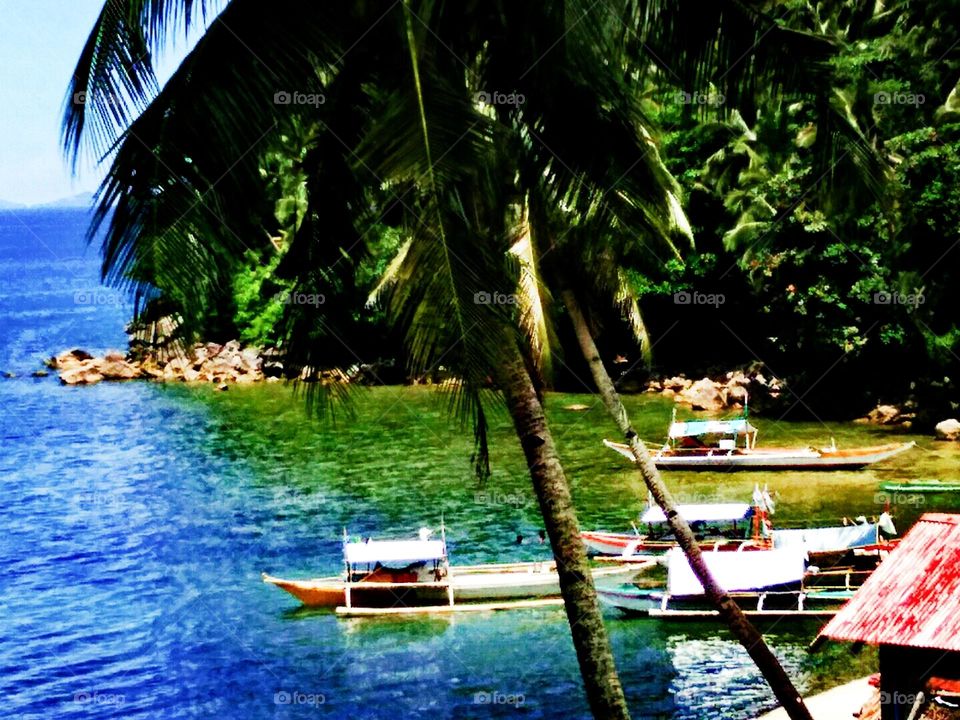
top-left (263, 563), bottom-right (642, 608)
top-left (604, 440), bottom-right (915, 470)
top-left (598, 585), bottom-right (853, 617)
top-left (581, 531), bottom-right (760, 557)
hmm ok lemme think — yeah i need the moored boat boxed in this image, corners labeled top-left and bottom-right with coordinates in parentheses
top-left (597, 547), bottom-right (858, 618)
top-left (582, 502), bottom-right (765, 557)
top-left (583, 490), bottom-right (897, 564)
top-left (263, 528), bottom-right (644, 610)
top-left (879, 479), bottom-right (960, 493)
top-left (604, 415), bottom-right (915, 471)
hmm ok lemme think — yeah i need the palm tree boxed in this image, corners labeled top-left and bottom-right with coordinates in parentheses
top-left (63, 2), bottom-right (869, 717)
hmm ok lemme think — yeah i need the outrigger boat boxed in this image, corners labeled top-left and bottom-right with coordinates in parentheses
top-left (582, 502), bottom-right (764, 557)
top-left (880, 480), bottom-right (960, 494)
top-left (597, 547), bottom-right (861, 618)
top-left (263, 527), bottom-right (644, 613)
top-left (604, 414), bottom-right (915, 471)
top-left (582, 489), bottom-right (898, 564)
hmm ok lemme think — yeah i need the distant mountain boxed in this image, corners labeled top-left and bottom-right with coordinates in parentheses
top-left (37, 192), bottom-right (95, 209)
top-left (0, 192), bottom-right (96, 210)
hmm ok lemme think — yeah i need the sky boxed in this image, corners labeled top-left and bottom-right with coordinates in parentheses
top-left (0, 1), bottom-right (202, 206)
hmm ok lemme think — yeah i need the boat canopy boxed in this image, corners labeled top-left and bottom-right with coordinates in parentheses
top-left (773, 522), bottom-right (878, 553)
top-left (641, 503), bottom-right (753, 524)
top-left (343, 540), bottom-right (447, 565)
top-left (667, 547), bottom-right (806, 596)
top-left (668, 419), bottom-right (756, 439)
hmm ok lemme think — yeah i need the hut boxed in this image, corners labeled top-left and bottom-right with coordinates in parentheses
top-left (814, 513), bottom-right (960, 720)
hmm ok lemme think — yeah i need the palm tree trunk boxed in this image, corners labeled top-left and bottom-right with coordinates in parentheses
top-left (560, 289), bottom-right (813, 720)
top-left (497, 346), bottom-right (631, 720)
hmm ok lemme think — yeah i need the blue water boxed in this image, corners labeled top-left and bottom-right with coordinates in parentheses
top-left (0, 209), bottom-right (867, 719)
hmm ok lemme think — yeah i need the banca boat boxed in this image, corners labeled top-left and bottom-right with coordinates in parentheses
top-left (583, 494), bottom-right (897, 564)
top-left (604, 416), bottom-right (914, 470)
top-left (263, 528), bottom-right (640, 610)
top-left (879, 480), bottom-right (960, 494)
top-left (597, 547), bottom-right (858, 618)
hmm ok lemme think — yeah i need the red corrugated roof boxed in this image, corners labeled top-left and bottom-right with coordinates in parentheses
top-left (819, 513), bottom-right (960, 651)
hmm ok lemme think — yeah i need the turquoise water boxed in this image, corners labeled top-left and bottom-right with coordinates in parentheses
top-left (2, 210), bottom-right (957, 719)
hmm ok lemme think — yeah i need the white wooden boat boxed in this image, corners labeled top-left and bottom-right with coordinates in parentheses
top-left (263, 528), bottom-right (644, 610)
top-left (597, 547), bottom-right (857, 617)
top-left (604, 416), bottom-right (915, 470)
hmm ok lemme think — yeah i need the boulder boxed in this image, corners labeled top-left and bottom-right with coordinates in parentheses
top-left (935, 418), bottom-right (960, 441)
top-left (95, 356), bottom-right (141, 380)
top-left (31, 370), bottom-right (48, 378)
top-left (678, 378), bottom-right (725, 412)
top-left (724, 383), bottom-right (749, 407)
top-left (60, 364), bottom-right (104, 385)
top-left (49, 348), bottom-right (94, 371)
top-left (662, 375), bottom-right (692, 392)
top-left (855, 404), bottom-right (902, 426)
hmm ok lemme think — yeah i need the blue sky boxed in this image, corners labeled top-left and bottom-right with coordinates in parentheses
top-left (0, 1), bottom-right (201, 205)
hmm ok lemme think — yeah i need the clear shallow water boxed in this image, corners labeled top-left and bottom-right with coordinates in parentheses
top-left (1, 209), bottom-right (956, 719)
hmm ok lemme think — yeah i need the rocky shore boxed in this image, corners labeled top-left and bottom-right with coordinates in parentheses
top-left (44, 342), bottom-right (403, 388)
top-left (46, 342), bottom-right (269, 387)
top-left (640, 363), bottom-right (785, 413)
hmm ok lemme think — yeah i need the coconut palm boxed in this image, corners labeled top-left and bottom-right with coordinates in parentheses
top-left (64, 2), bottom-right (869, 717)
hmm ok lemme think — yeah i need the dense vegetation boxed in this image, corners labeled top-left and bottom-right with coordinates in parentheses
top-left (73, 1), bottom-right (960, 427)
top-left (66, 3), bottom-right (960, 716)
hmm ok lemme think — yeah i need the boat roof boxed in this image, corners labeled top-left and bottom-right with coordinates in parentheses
top-left (669, 418), bottom-right (756, 438)
top-left (641, 503), bottom-right (753, 524)
top-left (343, 539), bottom-right (447, 565)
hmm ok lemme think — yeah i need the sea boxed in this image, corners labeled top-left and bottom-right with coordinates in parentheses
top-left (3, 208), bottom-right (948, 719)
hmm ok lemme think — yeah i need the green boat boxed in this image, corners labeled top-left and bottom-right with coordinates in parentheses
top-left (880, 480), bottom-right (960, 493)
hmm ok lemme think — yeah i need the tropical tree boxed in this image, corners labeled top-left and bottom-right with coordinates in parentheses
top-left (64, 1), bottom-right (866, 717)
